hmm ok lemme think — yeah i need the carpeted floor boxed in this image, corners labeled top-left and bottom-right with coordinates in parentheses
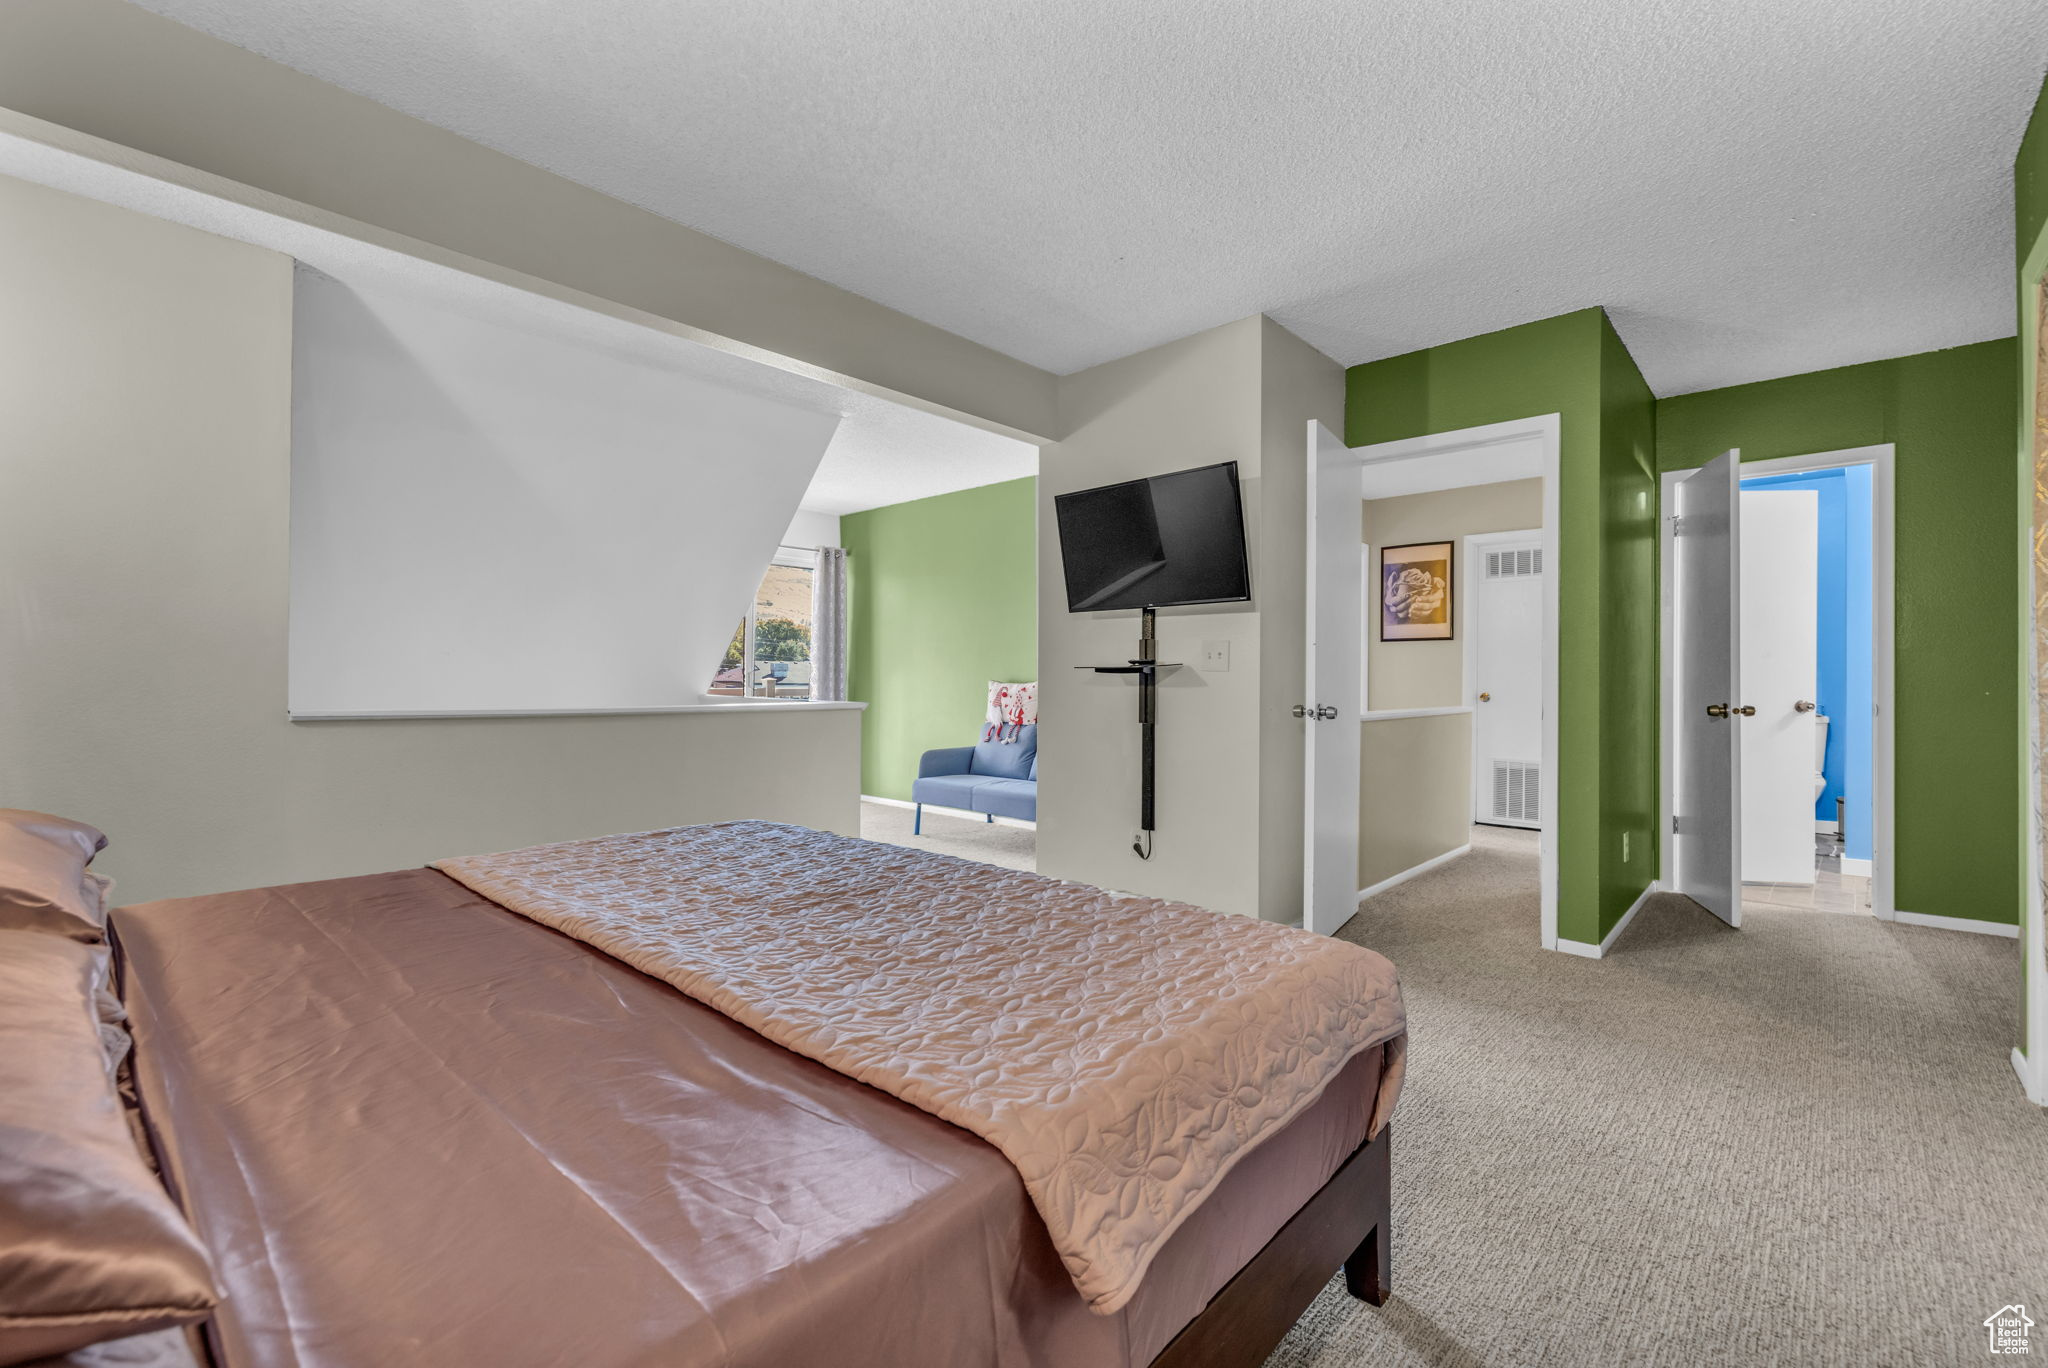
top-left (1269, 824), bottom-right (2047, 1368)
top-left (858, 799), bottom-right (1037, 872)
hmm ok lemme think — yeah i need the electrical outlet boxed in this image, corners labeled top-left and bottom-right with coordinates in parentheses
top-left (1200, 640), bottom-right (1230, 671)
top-left (1621, 831), bottom-right (1631, 864)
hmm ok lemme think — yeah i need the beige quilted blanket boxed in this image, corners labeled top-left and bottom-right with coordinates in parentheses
top-left (432, 821), bottom-right (1406, 1313)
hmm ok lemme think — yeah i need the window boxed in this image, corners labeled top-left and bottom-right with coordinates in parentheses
top-left (708, 549), bottom-right (815, 699)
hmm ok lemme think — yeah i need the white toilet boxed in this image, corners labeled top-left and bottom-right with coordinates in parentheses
top-left (1813, 714), bottom-right (1831, 803)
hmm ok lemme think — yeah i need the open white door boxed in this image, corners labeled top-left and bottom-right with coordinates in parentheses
top-left (1738, 489), bottom-right (1820, 884)
top-left (1673, 449), bottom-right (1743, 925)
top-left (1303, 421), bottom-right (1361, 935)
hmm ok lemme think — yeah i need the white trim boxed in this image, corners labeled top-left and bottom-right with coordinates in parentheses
top-left (2014, 1048), bottom-right (2047, 1106)
top-left (1349, 414), bottom-right (1562, 951)
top-left (294, 698), bottom-right (868, 721)
top-left (861, 794), bottom-right (1037, 831)
top-left (1814, 820), bottom-right (1840, 834)
top-left (1356, 843), bottom-right (1472, 902)
top-left (1841, 857), bottom-right (1872, 878)
top-left (1890, 909), bottom-right (2019, 939)
top-left (1659, 444), bottom-right (1895, 919)
top-left (1360, 706), bottom-right (1474, 722)
top-left (1555, 880), bottom-right (1661, 959)
top-left (2018, 227), bottom-right (2048, 1106)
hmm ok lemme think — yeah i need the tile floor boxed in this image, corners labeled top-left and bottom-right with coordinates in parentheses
top-left (1739, 831), bottom-right (1871, 915)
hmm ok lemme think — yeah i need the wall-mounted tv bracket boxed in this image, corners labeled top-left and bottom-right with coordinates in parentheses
top-left (1079, 606), bottom-right (1180, 860)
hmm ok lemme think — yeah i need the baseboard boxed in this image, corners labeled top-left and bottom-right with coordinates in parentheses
top-left (2013, 1048), bottom-right (2047, 1106)
top-left (1356, 844), bottom-right (1471, 903)
top-left (1555, 881), bottom-right (1661, 960)
top-left (1840, 857), bottom-right (1872, 878)
top-left (1890, 909), bottom-right (2019, 939)
top-left (861, 794), bottom-right (1037, 831)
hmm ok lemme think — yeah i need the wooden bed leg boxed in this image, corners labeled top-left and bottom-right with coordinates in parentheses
top-left (1343, 1221), bottom-right (1390, 1305)
top-left (1147, 1122), bottom-right (1394, 1368)
top-left (1342, 1124), bottom-right (1392, 1305)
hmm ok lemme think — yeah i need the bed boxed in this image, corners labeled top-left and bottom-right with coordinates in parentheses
top-left (68, 821), bottom-right (1404, 1368)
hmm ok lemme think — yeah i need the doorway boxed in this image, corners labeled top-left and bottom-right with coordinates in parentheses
top-left (1303, 415), bottom-right (1562, 946)
top-left (1659, 444), bottom-right (1896, 924)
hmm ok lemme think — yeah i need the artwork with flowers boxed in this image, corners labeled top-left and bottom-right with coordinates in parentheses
top-left (1380, 541), bottom-right (1453, 641)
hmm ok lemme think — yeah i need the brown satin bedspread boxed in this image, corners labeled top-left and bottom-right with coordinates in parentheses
top-left (113, 868), bottom-right (1391, 1368)
top-left (434, 821), bottom-right (1406, 1314)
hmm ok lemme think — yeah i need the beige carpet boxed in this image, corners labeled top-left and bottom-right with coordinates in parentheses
top-left (1270, 825), bottom-right (2047, 1368)
top-left (858, 798), bottom-right (1036, 872)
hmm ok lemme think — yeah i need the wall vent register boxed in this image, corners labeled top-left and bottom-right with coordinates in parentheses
top-left (1490, 760), bottom-right (1542, 824)
top-left (1483, 547), bottom-right (1543, 579)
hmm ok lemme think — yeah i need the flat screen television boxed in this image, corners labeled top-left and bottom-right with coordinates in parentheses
top-left (1053, 461), bottom-right (1251, 612)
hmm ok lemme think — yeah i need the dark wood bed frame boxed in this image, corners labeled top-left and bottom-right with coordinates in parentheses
top-left (1149, 1124), bottom-right (1391, 1368)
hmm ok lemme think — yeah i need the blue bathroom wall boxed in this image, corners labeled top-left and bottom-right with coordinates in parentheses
top-left (1740, 465), bottom-right (1873, 861)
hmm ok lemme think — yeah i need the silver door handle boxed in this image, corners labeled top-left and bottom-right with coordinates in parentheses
top-left (1292, 704), bottom-right (1339, 720)
top-left (1794, 700), bottom-right (1816, 713)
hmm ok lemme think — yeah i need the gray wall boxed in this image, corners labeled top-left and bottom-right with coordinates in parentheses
top-left (1037, 318), bottom-right (1341, 921)
top-left (1358, 715), bottom-right (1473, 889)
top-left (0, 174), bottom-right (860, 904)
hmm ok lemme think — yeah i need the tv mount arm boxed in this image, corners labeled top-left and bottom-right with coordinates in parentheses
top-left (1080, 606), bottom-right (1179, 860)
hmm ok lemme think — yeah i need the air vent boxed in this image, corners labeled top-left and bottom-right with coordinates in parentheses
top-left (1490, 760), bottom-right (1541, 824)
top-left (1485, 547), bottom-right (1543, 579)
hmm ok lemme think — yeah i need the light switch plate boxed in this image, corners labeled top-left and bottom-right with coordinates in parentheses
top-left (1200, 640), bottom-right (1230, 671)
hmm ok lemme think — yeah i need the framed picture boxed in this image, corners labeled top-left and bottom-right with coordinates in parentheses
top-left (1380, 541), bottom-right (1453, 641)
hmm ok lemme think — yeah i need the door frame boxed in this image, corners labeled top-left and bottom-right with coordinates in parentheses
top-left (1462, 527), bottom-right (1545, 829)
top-left (1345, 414), bottom-right (1562, 948)
top-left (1657, 443), bottom-right (1896, 921)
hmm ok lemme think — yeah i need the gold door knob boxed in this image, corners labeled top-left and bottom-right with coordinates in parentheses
top-left (1735, 705), bottom-right (1756, 716)
top-left (1478, 692), bottom-right (1491, 702)
top-left (1706, 703), bottom-right (1729, 718)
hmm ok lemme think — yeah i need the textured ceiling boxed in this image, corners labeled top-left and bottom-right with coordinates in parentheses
top-left (127, 0), bottom-right (2048, 395)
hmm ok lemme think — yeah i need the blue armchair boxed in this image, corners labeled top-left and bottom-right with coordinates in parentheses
top-left (912, 724), bottom-right (1037, 832)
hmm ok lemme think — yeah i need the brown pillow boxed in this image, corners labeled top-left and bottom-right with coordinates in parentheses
top-left (0, 932), bottom-right (218, 1366)
top-left (0, 812), bottom-right (111, 942)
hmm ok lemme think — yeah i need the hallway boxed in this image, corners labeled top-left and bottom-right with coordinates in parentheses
top-left (1271, 825), bottom-right (2044, 1367)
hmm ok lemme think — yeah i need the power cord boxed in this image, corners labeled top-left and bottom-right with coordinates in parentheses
top-left (1132, 830), bottom-right (1153, 860)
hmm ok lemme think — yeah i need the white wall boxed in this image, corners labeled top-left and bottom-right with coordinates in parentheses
top-left (1037, 318), bottom-right (1341, 920)
top-left (0, 174), bottom-right (860, 903)
top-left (290, 268), bottom-right (839, 717)
top-left (783, 507), bottom-right (843, 550)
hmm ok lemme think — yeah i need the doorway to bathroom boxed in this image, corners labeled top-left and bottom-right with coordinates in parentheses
top-left (1735, 462), bottom-right (1874, 913)
top-left (1658, 444), bottom-right (1896, 925)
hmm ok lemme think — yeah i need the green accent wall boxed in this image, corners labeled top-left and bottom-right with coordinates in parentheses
top-left (2016, 75), bottom-right (2048, 268)
top-left (842, 478), bottom-right (1037, 801)
top-left (1658, 340), bottom-right (2021, 925)
top-left (1348, 309), bottom-right (1660, 945)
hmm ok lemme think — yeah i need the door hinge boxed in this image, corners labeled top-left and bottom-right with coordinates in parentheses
top-left (1670, 814), bottom-right (1683, 834)
top-left (1669, 515), bottom-right (1689, 537)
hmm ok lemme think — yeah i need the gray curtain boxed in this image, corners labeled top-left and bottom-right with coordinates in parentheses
top-left (811, 545), bottom-right (849, 701)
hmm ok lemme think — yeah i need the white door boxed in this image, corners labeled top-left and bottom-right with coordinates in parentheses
top-left (1673, 450), bottom-right (1742, 926)
top-left (1738, 489), bottom-right (1820, 884)
top-left (1303, 421), bottom-right (1361, 936)
top-left (1467, 533), bottom-right (1544, 829)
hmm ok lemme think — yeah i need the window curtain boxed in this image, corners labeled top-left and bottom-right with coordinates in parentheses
top-left (811, 545), bottom-right (850, 701)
